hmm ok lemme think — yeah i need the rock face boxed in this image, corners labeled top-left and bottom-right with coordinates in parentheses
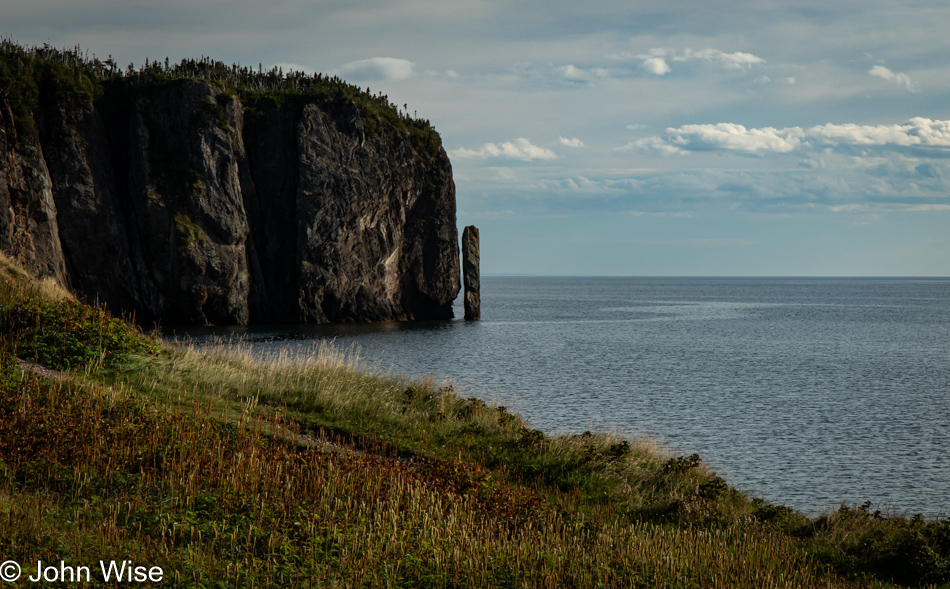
top-left (0, 75), bottom-right (460, 325)
top-left (0, 102), bottom-right (68, 285)
top-left (461, 225), bottom-right (480, 321)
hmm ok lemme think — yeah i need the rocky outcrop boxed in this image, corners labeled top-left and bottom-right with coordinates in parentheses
top-left (122, 81), bottom-right (252, 324)
top-left (461, 225), bottom-right (480, 321)
top-left (0, 100), bottom-right (68, 286)
top-left (0, 73), bottom-right (460, 325)
top-left (34, 85), bottom-right (139, 314)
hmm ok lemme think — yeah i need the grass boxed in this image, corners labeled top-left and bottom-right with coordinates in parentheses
top-left (111, 342), bottom-right (745, 524)
top-left (0, 253), bottom-right (157, 371)
top-left (1, 253), bottom-right (949, 587)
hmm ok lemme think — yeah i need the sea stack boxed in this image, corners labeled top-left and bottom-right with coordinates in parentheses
top-left (462, 225), bottom-right (480, 320)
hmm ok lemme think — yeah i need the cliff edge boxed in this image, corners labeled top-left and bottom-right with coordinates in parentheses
top-left (0, 44), bottom-right (459, 325)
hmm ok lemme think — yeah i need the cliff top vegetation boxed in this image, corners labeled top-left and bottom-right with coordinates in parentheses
top-left (0, 39), bottom-right (441, 157)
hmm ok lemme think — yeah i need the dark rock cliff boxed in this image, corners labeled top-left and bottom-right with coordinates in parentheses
top-left (0, 58), bottom-right (459, 325)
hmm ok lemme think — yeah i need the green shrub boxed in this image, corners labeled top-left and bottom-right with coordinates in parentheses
top-left (0, 296), bottom-right (158, 370)
top-left (806, 503), bottom-right (950, 586)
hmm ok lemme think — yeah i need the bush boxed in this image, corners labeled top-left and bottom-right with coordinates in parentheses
top-left (0, 297), bottom-right (157, 369)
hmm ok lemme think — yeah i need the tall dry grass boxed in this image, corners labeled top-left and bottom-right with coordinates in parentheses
top-left (0, 251), bottom-right (74, 304)
top-left (0, 353), bottom-right (861, 587)
top-left (106, 340), bottom-right (749, 522)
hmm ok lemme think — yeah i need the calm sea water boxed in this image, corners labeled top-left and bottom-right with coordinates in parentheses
top-left (172, 277), bottom-right (950, 516)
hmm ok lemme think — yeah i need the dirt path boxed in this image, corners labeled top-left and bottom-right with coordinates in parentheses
top-left (15, 358), bottom-right (65, 381)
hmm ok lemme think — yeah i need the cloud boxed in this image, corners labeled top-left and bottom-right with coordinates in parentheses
top-left (619, 136), bottom-right (683, 156)
top-left (869, 65), bottom-right (918, 92)
top-left (558, 64), bottom-right (586, 80)
top-left (809, 118), bottom-right (950, 148)
top-left (638, 48), bottom-right (765, 75)
top-left (490, 62), bottom-right (594, 88)
top-left (536, 175), bottom-right (603, 191)
top-left (667, 123), bottom-right (804, 153)
top-left (915, 163), bottom-right (941, 178)
top-left (640, 57), bottom-right (670, 75)
top-left (558, 136), bottom-right (585, 148)
top-left (634, 118), bottom-right (950, 155)
top-left (338, 57), bottom-right (414, 81)
top-left (451, 138), bottom-right (557, 161)
top-left (676, 48), bottom-right (766, 69)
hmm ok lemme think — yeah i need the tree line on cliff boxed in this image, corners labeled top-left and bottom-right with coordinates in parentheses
top-left (0, 39), bottom-right (439, 155)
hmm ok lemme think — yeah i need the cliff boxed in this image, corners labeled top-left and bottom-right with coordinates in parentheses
top-left (0, 44), bottom-right (459, 325)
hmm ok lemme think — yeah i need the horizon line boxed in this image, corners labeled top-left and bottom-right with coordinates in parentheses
top-left (482, 274), bottom-right (950, 279)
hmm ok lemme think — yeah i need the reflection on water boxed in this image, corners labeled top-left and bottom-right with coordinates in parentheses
top-left (167, 276), bottom-right (950, 517)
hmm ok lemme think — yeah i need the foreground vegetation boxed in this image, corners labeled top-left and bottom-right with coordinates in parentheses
top-left (1, 253), bottom-right (948, 587)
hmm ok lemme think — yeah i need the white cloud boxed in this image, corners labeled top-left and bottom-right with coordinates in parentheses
top-left (338, 57), bottom-right (415, 81)
top-left (559, 136), bottom-right (585, 148)
top-left (810, 122), bottom-right (917, 146)
top-left (619, 136), bottom-right (683, 156)
top-left (641, 123), bottom-right (804, 154)
top-left (640, 57), bottom-right (670, 75)
top-left (558, 64), bottom-right (585, 80)
top-left (676, 48), bottom-right (766, 69)
top-left (451, 138), bottom-right (557, 161)
top-left (810, 118), bottom-right (950, 147)
top-left (634, 118), bottom-right (950, 155)
top-left (869, 65), bottom-right (918, 92)
top-left (535, 175), bottom-right (631, 193)
top-left (638, 48), bottom-right (766, 75)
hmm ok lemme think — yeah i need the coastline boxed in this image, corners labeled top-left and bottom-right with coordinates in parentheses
top-left (2, 258), bottom-right (949, 586)
top-left (168, 274), bottom-right (950, 518)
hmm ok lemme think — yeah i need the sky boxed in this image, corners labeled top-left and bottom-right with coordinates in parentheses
top-left (5, 0), bottom-right (950, 275)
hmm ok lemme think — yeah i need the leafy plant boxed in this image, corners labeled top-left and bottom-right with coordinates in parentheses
top-left (0, 296), bottom-right (158, 369)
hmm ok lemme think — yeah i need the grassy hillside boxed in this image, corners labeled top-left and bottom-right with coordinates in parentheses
top-left (1, 253), bottom-right (948, 587)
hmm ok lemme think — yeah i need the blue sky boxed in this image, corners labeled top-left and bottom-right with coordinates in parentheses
top-left (5, 0), bottom-right (950, 275)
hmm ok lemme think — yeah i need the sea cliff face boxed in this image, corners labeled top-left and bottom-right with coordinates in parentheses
top-left (0, 58), bottom-right (459, 325)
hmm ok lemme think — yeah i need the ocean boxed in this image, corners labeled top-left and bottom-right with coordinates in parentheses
top-left (172, 276), bottom-right (950, 516)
